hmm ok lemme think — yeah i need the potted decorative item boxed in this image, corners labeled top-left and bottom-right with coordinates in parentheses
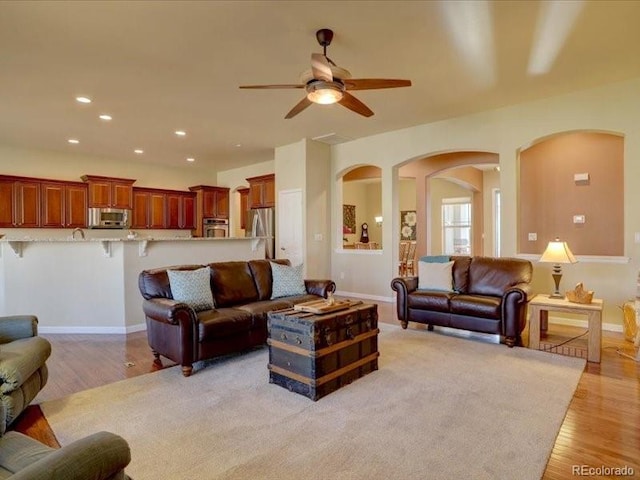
top-left (565, 282), bottom-right (594, 304)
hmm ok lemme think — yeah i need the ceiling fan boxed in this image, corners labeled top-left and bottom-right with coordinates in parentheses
top-left (239, 28), bottom-right (412, 119)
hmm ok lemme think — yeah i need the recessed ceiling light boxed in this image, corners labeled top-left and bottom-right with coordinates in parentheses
top-left (75, 96), bottom-right (92, 104)
top-left (186, 157), bottom-right (195, 162)
top-left (175, 130), bottom-right (186, 137)
top-left (67, 139), bottom-right (79, 144)
top-left (134, 149), bottom-right (144, 154)
top-left (235, 143), bottom-right (242, 148)
top-left (99, 114), bottom-right (112, 121)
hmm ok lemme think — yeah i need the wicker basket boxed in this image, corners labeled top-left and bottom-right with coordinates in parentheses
top-left (622, 301), bottom-right (638, 343)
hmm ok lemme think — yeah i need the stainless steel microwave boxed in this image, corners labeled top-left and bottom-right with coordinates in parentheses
top-left (88, 208), bottom-right (131, 229)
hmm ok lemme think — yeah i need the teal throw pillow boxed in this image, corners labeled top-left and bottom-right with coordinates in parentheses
top-left (419, 255), bottom-right (451, 263)
top-left (270, 262), bottom-right (306, 299)
top-left (167, 267), bottom-right (214, 312)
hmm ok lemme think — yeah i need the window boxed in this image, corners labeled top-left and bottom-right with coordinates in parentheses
top-left (442, 197), bottom-right (471, 255)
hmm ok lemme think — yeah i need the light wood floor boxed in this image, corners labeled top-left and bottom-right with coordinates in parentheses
top-left (17, 301), bottom-right (640, 478)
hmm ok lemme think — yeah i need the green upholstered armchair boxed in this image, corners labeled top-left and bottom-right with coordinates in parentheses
top-left (0, 315), bottom-right (51, 435)
top-left (0, 430), bottom-right (132, 479)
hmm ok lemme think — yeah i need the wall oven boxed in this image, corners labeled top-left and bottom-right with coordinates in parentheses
top-left (203, 218), bottom-right (229, 238)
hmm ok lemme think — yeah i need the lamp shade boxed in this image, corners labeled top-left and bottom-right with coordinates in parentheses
top-left (307, 83), bottom-right (343, 104)
top-left (539, 239), bottom-right (577, 264)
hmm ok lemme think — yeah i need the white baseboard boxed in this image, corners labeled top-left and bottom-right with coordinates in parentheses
top-left (335, 290), bottom-right (394, 303)
top-left (545, 315), bottom-right (622, 333)
top-left (39, 323), bottom-right (147, 335)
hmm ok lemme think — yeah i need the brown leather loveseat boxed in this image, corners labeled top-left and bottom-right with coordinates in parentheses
top-left (139, 259), bottom-right (336, 376)
top-left (391, 256), bottom-right (533, 347)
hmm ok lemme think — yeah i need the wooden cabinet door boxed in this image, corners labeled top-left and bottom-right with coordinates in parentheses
top-left (41, 182), bottom-right (87, 228)
top-left (148, 192), bottom-right (166, 228)
top-left (247, 174), bottom-right (275, 208)
top-left (214, 190), bottom-right (229, 218)
top-left (238, 188), bottom-right (249, 229)
top-left (182, 194), bottom-right (196, 229)
top-left (202, 190), bottom-right (216, 218)
top-left (166, 193), bottom-right (181, 229)
top-left (41, 182), bottom-right (64, 227)
top-left (131, 191), bottom-right (150, 228)
top-left (112, 181), bottom-right (133, 209)
top-left (0, 180), bottom-right (14, 227)
top-left (66, 184), bottom-right (88, 227)
top-left (15, 181), bottom-right (40, 227)
top-left (263, 177), bottom-right (275, 207)
top-left (249, 182), bottom-right (264, 209)
top-left (87, 180), bottom-right (111, 208)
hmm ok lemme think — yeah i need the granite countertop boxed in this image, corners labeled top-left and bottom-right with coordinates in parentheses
top-left (0, 236), bottom-right (261, 242)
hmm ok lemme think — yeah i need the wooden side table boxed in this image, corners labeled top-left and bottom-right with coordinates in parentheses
top-left (529, 294), bottom-right (603, 363)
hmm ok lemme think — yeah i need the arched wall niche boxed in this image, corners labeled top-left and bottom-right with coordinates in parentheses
top-left (396, 151), bottom-right (499, 258)
top-left (338, 164), bottom-right (383, 248)
top-left (518, 130), bottom-right (624, 256)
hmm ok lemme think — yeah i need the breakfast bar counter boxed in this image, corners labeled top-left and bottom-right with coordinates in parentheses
top-left (0, 236), bottom-right (266, 333)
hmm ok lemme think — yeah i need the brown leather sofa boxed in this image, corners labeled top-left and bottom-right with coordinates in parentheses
top-left (391, 256), bottom-right (533, 347)
top-left (139, 259), bottom-right (336, 376)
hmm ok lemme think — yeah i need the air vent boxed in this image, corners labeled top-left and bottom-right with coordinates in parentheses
top-left (311, 133), bottom-right (352, 145)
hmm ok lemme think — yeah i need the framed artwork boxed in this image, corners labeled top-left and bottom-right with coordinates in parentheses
top-left (400, 210), bottom-right (417, 240)
top-left (343, 204), bottom-right (356, 234)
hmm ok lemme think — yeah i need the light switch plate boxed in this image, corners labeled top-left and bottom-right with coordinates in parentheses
top-left (528, 233), bottom-right (537, 241)
top-left (573, 215), bottom-right (586, 224)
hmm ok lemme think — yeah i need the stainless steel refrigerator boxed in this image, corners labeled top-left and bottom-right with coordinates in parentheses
top-left (245, 207), bottom-right (275, 259)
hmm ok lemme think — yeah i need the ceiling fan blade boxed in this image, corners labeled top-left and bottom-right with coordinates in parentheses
top-left (338, 92), bottom-right (374, 117)
top-left (343, 79), bottom-right (412, 90)
top-left (239, 84), bottom-right (304, 89)
top-left (285, 97), bottom-right (313, 119)
top-left (311, 53), bottom-right (333, 82)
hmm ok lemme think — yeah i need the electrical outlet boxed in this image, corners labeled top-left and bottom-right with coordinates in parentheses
top-left (528, 233), bottom-right (537, 241)
top-left (573, 215), bottom-right (586, 224)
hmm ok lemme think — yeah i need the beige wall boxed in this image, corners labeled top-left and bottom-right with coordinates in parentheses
top-left (483, 169), bottom-right (500, 256)
top-left (399, 152), bottom-right (496, 258)
top-left (273, 139), bottom-right (331, 279)
top-left (518, 132), bottom-right (624, 256)
top-left (0, 145), bottom-right (216, 189)
top-left (399, 178), bottom-right (416, 212)
top-left (330, 77), bottom-right (640, 327)
top-left (216, 159), bottom-right (274, 237)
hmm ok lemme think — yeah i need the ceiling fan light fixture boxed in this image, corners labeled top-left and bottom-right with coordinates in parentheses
top-left (307, 83), bottom-right (343, 105)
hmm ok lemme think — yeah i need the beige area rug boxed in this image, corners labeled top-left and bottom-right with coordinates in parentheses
top-left (41, 324), bottom-right (585, 480)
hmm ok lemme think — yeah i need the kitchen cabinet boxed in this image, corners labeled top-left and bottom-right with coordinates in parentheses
top-left (132, 189), bottom-right (165, 229)
top-left (203, 188), bottom-right (229, 218)
top-left (41, 181), bottom-right (87, 228)
top-left (246, 174), bottom-right (275, 208)
top-left (0, 177), bottom-right (40, 228)
top-left (238, 187), bottom-right (249, 230)
top-left (189, 186), bottom-right (230, 237)
top-left (166, 191), bottom-right (196, 230)
top-left (132, 188), bottom-right (195, 230)
top-left (81, 175), bottom-right (135, 209)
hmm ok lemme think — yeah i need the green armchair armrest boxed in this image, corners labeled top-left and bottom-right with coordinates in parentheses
top-left (0, 431), bottom-right (132, 480)
top-left (0, 316), bottom-right (38, 344)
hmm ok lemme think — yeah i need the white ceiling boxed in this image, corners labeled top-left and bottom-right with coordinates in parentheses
top-left (1, 1), bottom-right (639, 172)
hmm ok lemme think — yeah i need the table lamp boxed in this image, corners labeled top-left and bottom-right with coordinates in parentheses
top-left (539, 238), bottom-right (577, 298)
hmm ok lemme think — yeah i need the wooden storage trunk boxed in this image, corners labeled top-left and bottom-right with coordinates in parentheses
top-left (267, 302), bottom-right (379, 401)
